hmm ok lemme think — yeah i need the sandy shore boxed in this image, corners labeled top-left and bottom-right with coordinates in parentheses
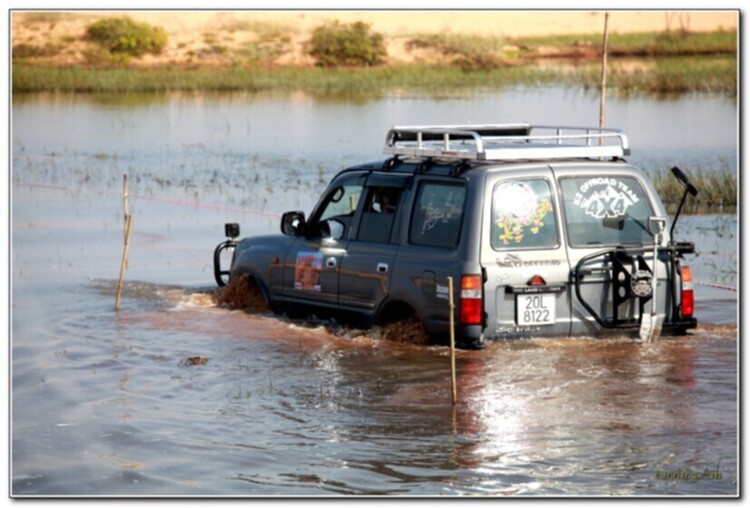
top-left (11, 10), bottom-right (738, 67)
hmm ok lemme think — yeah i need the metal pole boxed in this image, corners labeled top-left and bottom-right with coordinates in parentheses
top-left (599, 12), bottom-right (610, 138)
top-left (448, 276), bottom-right (457, 406)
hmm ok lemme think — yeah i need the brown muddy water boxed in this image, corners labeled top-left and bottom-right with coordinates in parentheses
top-left (11, 90), bottom-right (738, 496)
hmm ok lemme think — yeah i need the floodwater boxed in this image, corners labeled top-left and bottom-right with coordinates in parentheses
top-left (11, 89), bottom-right (738, 496)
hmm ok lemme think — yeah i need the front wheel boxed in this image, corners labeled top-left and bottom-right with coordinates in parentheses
top-left (215, 273), bottom-right (270, 313)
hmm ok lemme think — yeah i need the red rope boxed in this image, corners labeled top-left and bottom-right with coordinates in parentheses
top-left (695, 280), bottom-right (737, 292)
top-left (131, 193), bottom-right (282, 218)
top-left (17, 181), bottom-right (282, 218)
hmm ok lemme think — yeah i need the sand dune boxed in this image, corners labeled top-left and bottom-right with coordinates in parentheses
top-left (11, 10), bottom-right (738, 67)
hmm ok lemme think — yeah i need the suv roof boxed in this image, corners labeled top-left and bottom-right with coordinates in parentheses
top-left (383, 124), bottom-right (631, 162)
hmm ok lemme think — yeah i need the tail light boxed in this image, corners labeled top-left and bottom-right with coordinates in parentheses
top-left (680, 265), bottom-right (694, 318)
top-left (460, 274), bottom-right (483, 325)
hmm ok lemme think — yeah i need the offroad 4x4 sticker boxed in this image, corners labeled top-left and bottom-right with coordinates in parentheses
top-left (294, 251), bottom-right (322, 292)
top-left (574, 177), bottom-right (640, 219)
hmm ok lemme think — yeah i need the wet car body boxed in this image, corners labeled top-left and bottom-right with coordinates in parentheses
top-left (215, 124), bottom-right (698, 348)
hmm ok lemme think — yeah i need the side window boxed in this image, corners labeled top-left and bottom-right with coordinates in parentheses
top-left (491, 179), bottom-right (558, 250)
top-left (314, 173), bottom-right (366, 240)
top-left (409, 182), bottom-right (466, 249)
top-left (559, 176), bottom-right (655, 247)
top-left (357, 186), bottom-right (403, 243)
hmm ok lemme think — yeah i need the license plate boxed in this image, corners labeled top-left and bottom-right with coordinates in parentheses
top-left (516, 293), bottom-right (556, 325)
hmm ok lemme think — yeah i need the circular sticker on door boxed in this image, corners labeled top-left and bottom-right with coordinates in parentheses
top-left (494, 181), bottom-right (537, 221)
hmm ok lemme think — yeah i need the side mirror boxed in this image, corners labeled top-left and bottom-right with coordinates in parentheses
top-left (671, 166), bottom-right (698, 196)
top-left (281, 211), bottom-right (306, 236)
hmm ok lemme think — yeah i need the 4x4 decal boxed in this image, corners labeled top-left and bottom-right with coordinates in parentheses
top-left (573, 177), bottom-right (640, 219)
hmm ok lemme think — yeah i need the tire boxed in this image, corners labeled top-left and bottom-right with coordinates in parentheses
top-left (380, 315), bottom-right (430, 345)
top-left (215, 273), bottom-right (270, 313)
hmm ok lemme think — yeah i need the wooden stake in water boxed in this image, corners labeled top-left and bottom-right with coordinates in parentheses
top-left (447, 276), bottom-right (457, 406)
top-left (123, 174), bottom-right (130, 239)
top-left (115, 214), bottom-right (133, 312)
top-left (122, 174), bottom-right (130, 268)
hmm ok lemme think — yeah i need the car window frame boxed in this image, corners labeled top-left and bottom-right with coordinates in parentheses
top-left (557, 174), bottom-right (657, 249)
top-left (308, 172), bottom-right (367, 241)
top-left (408, 179), bottom-right (468, 250)
top-left (354, 185), bottom-right (405, 244)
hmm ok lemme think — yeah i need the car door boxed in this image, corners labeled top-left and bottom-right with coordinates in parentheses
top-left (338, 173), bottom-right (410, 313)
top-left (282, 172), bottom-right (366, 309)
top-left (553, 165), bottom-right (666, 336)
top-left (481, 168), bottom-right (572, 338)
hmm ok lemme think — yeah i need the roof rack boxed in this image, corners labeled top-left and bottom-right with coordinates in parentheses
top-left (384, 123), bottom-right (630, 161)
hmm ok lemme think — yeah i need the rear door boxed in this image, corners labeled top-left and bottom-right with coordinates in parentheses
top-left (481, 168), bottom-right (572, 338)
top-left (553, 165), bottom-right (666, 336)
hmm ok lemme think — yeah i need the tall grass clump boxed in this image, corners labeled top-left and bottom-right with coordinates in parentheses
top-left (652, 168), bottom-right (736, 214)
top-left (86, 16), bottom-right (168, 59)
top-left (570, 56), bottom-right (736, 95)
top-left (309, 21), bottom-right (386, 67)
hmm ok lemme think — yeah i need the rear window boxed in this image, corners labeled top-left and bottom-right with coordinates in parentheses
top-left (559, 176), bottom-right (655, 247)
top-left (491, 179), bottom-right (558, 250)
top-left (410, 182), bottom-right (466, 249)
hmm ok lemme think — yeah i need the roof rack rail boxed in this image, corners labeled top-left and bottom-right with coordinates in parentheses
top-left (384, 123), bottom-right (630, 161)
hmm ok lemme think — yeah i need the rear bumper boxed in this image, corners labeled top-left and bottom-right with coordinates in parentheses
top-left (661, 317), bottom-right (698, 336)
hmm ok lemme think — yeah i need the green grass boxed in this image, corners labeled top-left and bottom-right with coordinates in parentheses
top-left (514, 30), bottom-right (737, 56)
top-left (12, 57), bottom-right (736, 96)
top-left (569, 55), bottom-right (737, 95)
top-left (11, 64), bottom-right (562, 94)
top-left (651, 167), bottom-right (736, 215)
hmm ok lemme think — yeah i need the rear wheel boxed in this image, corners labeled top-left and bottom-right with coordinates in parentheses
top-left (381, 315), bottom-right (430, 345)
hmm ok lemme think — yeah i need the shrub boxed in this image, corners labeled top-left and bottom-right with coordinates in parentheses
top-left (309, 21), bottom-right (386, 67)
top-left (85, 16), bottom-right (167, 57)
top-left (82, 46), bottom-right (132, 67)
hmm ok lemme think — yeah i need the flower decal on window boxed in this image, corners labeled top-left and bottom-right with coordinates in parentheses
top-left (494, 181), bottom-right (553, 245)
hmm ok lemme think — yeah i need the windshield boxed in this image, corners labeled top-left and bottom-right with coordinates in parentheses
top-left (559, 176), bottom-right (655, 247)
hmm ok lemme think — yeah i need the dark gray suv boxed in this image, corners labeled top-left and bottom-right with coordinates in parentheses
top-left (214, 124), bottom-right (698, 348)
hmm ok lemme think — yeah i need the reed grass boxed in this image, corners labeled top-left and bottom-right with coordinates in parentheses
top-left (13, 54), bottom-right (736, 95)
top-left (514, 30), bottom-right (737, 56)
top-left (9, 63), bottom-right (588, 94)
top-left (651, 168), bottom-right (736, 215)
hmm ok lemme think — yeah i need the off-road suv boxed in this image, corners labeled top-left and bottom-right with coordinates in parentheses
top-left (214, 124), bottom-right (698, 348)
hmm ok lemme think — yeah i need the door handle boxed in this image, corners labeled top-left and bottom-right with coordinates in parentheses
top-left (377, 262), bottom-right (388, 274)
top-left (326, 257), bottom-right (337, 269)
